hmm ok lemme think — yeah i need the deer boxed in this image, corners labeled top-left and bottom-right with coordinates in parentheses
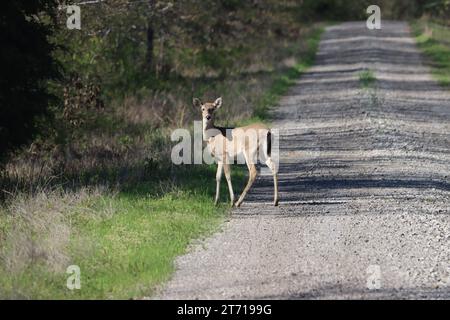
top-left (193, 97), bottom-right (278, 207)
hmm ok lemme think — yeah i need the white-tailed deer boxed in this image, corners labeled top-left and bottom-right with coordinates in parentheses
top-left (194, 97), bottom-right (278, 207)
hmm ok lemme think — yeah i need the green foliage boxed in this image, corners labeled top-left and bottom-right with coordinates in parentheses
top-left (421, 0), bottom-right (450, 21)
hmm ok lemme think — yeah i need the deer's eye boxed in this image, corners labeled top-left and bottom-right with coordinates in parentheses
top-left (201, 107), bottom-right (205, 111)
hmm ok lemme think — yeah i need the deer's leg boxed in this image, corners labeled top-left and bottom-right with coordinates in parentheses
top-left (223, 162), bottom-right (234, 206)
top-left (215, 161), bottom-right (223, 205)
top-left (235, 163), bottom-right (257, 207)
top-left (265, 157), bottom-right (279, 206)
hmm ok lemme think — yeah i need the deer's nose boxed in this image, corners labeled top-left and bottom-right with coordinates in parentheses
top-left (206, 115), bottom-right (212, 120)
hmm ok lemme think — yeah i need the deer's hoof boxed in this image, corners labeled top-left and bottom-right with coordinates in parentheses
top-left (274, 200), bottom-right (279, 206)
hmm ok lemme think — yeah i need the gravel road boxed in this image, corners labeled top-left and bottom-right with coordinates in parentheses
top-left (158, 21), bottom-right (450, 299)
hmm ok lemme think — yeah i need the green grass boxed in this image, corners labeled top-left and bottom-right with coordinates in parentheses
top-left (70, 170), bottom-right (236, 299)
top-left (70, 171), bottom-right (233, 299)
top-left (359, 69), bottom-right (376, 88)
top-left (0, 165), bottom-right (246, 299)
top-left (411, 20), bottom-right (450, 87)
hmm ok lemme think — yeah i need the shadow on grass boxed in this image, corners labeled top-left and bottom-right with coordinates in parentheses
top-left (119, 163), bottom-right (248, 205)
top-left (1, 157), bottom-right (249, 205)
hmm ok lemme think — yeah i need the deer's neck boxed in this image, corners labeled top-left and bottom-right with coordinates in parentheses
top-left (202, 119), bottom-right (217, 141)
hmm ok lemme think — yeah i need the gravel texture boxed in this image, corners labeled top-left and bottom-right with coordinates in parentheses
top-left (157, 21), bottom-right (450, 299)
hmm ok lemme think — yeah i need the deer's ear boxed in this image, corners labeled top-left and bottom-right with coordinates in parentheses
top-left (193, 98), bottom-right (202, 108)
top-left (213, 97), bottom-right (222, 109)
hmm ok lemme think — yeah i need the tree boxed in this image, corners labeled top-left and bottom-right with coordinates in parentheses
top-left (0, 0), bottom-right (58, 161)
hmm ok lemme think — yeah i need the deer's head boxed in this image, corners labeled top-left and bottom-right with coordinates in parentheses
top-left (193, 97), bottom-right (222, 125)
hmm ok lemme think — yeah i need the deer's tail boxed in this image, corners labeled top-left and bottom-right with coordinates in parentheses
top-left (266, 130), bottom-right (272, 158)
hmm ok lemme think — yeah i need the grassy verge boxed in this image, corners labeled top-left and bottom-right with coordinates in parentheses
top-left (0, 166), bottom-right (246, 299)
top-left (252, 27), bottom-right (324, 122)
top-left (411, 19), bottom-right (450, 87)
top-left (0, 24), bottom-right (325, 299)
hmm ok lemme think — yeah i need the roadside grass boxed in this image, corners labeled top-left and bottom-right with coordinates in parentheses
top-left (0, 165), bottom-right (246, 299)
top-left (252, 27), bottom-right (324, 121)
top-left (0, 23), bottom-right (325, 299)
top-left (411, 20), bottom-right (450, 87)
top-left (359, 69), bottom-right (376, 88)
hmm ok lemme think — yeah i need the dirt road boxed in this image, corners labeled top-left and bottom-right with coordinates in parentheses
top-left (158, 21), bottom-right (450, 299)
